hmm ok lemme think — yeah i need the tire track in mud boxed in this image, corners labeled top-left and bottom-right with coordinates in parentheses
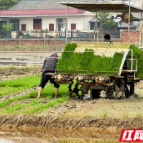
top-left (0, 87), bottom-right (37, 102)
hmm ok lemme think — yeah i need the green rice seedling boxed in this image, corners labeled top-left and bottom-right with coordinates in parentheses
top-left (0, 74), bottom-right (40, 87)
top-left (99, 56), bottom-right (112, 72)
top-left (79, 49), bottom-right (94, 72)
top-left (28, 83), bottom-right (69, 99)
top-left (56, 42), bottom-right (124, 75)
top-left (110, 52), bottom-right (123, 71)
top-left (68, 52), bottom-right (83, 74)
top-left (64, 43), bottom-right (77, 52)
top-left (80, 49), bottom-right (94, 66)
top-left (0, 86), bottom-right (23, 96)
top-left (0, 83), bottom-right (68, 109)
top-left (24, 97), bottom-right (68, 114)
top-left (4, 99), bottom-right (39, 113)
top-left (0, 94), bottom-right (30, 108)
top-left (90, 55), bottom-right (103, 73)
top-left (0, 74), bottom-right (40, 96)
top-left (56, 43), bottom-right (77, 73)
top-left (129, 44), bottom-right (143, 78)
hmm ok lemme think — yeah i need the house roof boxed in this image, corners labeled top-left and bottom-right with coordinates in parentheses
top-left (0, 9), bottom-right (83, 17)
top-left (9, 0), bottom-right (96, 10)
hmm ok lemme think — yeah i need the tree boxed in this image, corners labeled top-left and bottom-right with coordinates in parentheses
top-left (2, 23), bottom-right (13, 38)
top-left (98, 13), bottom-right (116, 30)
top-left (0, 0), bottom-right (21, 10)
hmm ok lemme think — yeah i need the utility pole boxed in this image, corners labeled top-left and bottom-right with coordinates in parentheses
top-left (127, 0), bottom-right (131, 43)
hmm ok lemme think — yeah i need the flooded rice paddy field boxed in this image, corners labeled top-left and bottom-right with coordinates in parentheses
top-left (0, 73), bottom-right (143, 143)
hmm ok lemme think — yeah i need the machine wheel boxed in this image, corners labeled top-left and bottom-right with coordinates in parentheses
top-left (90, 89), bottom-right (101, 99)
top-left (105, 86), bottom-right (114, 98)
top-left (130, 82), bottom-right (135, 96)
top-left (124, 84), bottom-right (130, 98)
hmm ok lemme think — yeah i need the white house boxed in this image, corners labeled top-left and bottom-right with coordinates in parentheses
top-left (0, 0), bottom-right (98, 34)
top-left (0, 9), bottom-right (93, 32)
top-left (0, 0), bottom-right (142, 38)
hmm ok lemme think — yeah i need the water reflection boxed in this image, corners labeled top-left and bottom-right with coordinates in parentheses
top-left (0, 127), bottom-right (119, 143)
top-left (0, 138), bottom-right (14, 143)
top-left (0, 137), bottom-right (46, 143)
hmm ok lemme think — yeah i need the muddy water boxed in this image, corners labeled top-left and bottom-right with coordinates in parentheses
top-left (0, 127), bottom-right (120, 143)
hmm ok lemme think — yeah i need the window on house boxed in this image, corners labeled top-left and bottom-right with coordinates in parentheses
top-left (71, 24), bottom-right (76, 30)
top-left (21, 24), bottom-right (26, 31)
top-left (33, 19), bottom-right (42, 29)
top-left (130, 21), bottom-right (134, 26)
top-left (90, 22), bottom-right (95, 30)
top-left (10, 19), bottom-right (19, 31)
top-left (90, 22), bottom-right (100, 30)
top-left (49, 24), bottom-right (54, 31)
top-left (56, 18), bottom-right (67, 31)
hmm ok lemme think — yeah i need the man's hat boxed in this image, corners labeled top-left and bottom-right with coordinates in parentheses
top-left (51, 52), bottom-right (58, 57)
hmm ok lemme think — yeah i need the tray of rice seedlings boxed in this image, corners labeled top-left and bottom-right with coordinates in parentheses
top-left (129, 44), bottom-right (143, 78)
top-left (56, 43), bottom-right (125, 76)
top-left (55, 42), bottom-right (143, 99)
top-left (56, 43), bottom-right (77, 73)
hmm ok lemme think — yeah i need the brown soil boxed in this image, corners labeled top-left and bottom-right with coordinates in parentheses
top-left (0, 87), bottom-right (37, 103)
top-left (0, 66), bottom-right (41, 78)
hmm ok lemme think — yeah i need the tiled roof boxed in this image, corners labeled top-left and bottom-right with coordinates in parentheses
top-left (9, 0), bottom-right (100, 10)
top-left (0, 9), bottom-right (83, 16)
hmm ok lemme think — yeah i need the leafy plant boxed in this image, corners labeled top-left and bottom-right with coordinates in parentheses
top-left (17, 31), bottom-right (25, 38)
top-left (15, 45), bottom-right (20, 49)
top-left (98, 13), bottom-right (116, 30)
top-left (0, 0), bottom-right (20, 10)
top-left (2, 23), bottom-right (13, 34)
top-left (45, 28), bottom-right (49, 33)
top-left (35, 28), bottom-right (39, 33)
top-left (2, 23), bottom-right (13, 38)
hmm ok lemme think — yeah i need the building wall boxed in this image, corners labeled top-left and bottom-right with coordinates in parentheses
top-left (82, 15), bottom-right (93, 30)
top-left (67, 16), bottom-right (84, 30)
top-left (17, 15), bottom-right (93, 31)
top-left (42, 17), bottom-right (56, 30)
top-left (120, 30), bottom-right (140, 43)
top-left (20, 17), bottom-right (33, 31)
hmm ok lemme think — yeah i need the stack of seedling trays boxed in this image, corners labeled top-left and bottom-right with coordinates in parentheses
top-left (56, 41), bottom-right (130, 76)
